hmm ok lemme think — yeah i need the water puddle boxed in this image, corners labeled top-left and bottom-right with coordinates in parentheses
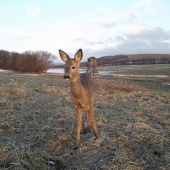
top-left (14, 74), bottom-right (38, 76)
top-left (163, 82), bottom-right (170, 86)
top-left (0, 69), bottom-right (8, 72)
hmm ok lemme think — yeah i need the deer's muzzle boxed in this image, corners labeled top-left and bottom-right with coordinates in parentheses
top-left (63, 75), bottom-right (70, 79)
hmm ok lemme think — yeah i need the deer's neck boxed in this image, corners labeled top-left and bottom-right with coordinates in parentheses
top-left (70, 76), bottom-right (84, 97)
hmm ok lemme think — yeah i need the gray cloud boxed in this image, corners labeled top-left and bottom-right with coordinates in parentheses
top-left (73, 26), bottom-right (170, 61)
top-left (126, 27), bottom-right (170, 40)
top-left (62, 37), bottom-right (170, 62)
top-left (115, 35), bottom-right (125, 42)
top-left (117, 39), bottom-right (147, 49)
top-left (72, 38), bottom-right (84, 43)
top-left (82, 38), bottom-right (170, 60)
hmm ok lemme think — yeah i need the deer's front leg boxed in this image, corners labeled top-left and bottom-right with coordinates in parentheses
top-left (75, 107), bottom-right (82, 149)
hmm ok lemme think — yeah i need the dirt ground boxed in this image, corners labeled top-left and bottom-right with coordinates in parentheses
top-left (0, 70), bottom-right (170, 170)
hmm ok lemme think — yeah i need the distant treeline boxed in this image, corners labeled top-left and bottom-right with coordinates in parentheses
top-left (0, 50), bottom-right (56, 73)
top-left (79, 55), bottom-right (128, 67)
top-left (80, 54), bottom-right (170, 67)
top-left (43, 53), bottom-right (170, 69)
top-left (96, 55), bottom-right (128, 66)
top-left (115, 57), bottom-right (170, 66)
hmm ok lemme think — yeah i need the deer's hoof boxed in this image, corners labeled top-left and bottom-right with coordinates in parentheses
top-left (74, 146), bottom-right (78, 150)
top-left (83, 128), bottom-right (88, 134)
top-left (94, 136), bottom-right (99, 140)
top-left (94, 133), bottom-right (99, 138)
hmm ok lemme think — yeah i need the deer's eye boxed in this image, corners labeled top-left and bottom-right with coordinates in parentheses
top-left (72, 66), bottom-right (75, 69)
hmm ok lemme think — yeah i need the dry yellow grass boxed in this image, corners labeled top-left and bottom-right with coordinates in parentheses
top-left (15, 87), bottom-right (27, 96)
top-left (0, 82), bottom-right (27, 96)
top-left (58, 136), bottom-right (68, 142)
top-left (42, 83), bottom-right (47, 88)
top-left (8, 82), bottom-right (22, 87)
top-left (0, 148), bottom-right (6, 163)
top-left (0, 99), bottom-right (10, 104)
top-left (0, 92), bottom-right (10, 97)
top-left (127, 111), bottom-right (141, 115)
top-left (134, 123), bottom-right (152, 130)
top-left (46, 141), bottom-right (58, 148)
top-left (57, 118), bottom-right (65, 123)
top-left (54, 145), bottom-right (62, 154)
top-left (1, 122), bottom-right (9, 128)
top-left (45, 86), bottom-right (56, 94)
top-left (0, 70), bottom-right (170, 170)
top-left (95, 79), bottom-right (146, 92)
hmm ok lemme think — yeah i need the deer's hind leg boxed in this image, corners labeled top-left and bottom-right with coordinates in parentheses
top-left (85, 107), bottom-right (99, 138)
top-left (83, 110), bottom-right (88, 134)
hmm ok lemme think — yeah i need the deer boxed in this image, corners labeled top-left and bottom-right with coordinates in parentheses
top-left (59, 49), bottom-right (99, 149)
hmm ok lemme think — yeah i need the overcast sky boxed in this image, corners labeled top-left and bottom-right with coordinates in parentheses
top-left (0, 0), bottom-right (170, 62)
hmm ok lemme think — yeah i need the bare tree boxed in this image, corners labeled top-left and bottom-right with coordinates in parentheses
top-left (15, 51), bottom-right (56, 73)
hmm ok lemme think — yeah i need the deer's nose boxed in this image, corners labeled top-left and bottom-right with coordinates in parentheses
top-left (63, 75), bottom-right (70, 79)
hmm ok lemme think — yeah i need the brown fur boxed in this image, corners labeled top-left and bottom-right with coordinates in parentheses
top-left (59, 49), bottom-right (99, 149)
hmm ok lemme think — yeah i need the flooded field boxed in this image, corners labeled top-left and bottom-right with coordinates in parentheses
top-left (47, 64), bottom-right (170, 78)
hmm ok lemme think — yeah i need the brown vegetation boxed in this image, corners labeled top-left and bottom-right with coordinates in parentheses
top-left (95, 79), bottom-right (146, 92)
top-left (0, 50), bottom-right (56, 73)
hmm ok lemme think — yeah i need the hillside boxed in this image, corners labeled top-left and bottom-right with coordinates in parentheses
top-left (128, 54), bottom-right (170, 60)
top-left (80, 53), bottom-right (170, 67)
top-left (53, 54), bottom-right (170, 68)
top-left (80, 55), bottom-right (128, 67)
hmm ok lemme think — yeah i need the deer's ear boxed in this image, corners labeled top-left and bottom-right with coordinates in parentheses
top-left (59, 50), bottom-right (70, 62)
top-left (74, 49), bottom-right (83, 62)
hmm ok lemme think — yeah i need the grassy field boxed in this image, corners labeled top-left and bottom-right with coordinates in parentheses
top-left (97, 64), bottom-right (170, 76)
top-left (0, 65), bottom-right (170, 170)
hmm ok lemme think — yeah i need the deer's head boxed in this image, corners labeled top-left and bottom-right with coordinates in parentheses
top-left (59, 49), bottom-right (83, 81)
